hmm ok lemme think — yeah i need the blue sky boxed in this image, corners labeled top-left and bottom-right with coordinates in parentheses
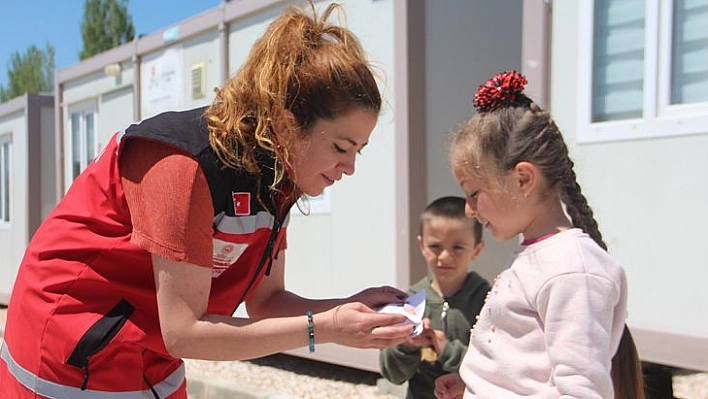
top-left (0, 0), bottom-right (222, 89)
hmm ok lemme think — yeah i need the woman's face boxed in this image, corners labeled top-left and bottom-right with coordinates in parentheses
top-left (289, 107), bottom-right (377, 196)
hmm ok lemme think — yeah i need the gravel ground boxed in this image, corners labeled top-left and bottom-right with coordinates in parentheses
top-left (185, 354), bottom-right (401, 398)
top-left (1, 306), bottom-right (707, 398)
top-left (673, 370), bottom-right (708, 399)
top-left (187, 354), bottom-right (708, 399)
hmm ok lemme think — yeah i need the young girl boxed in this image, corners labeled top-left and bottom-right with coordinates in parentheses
top-left (434, 71), bottom-right (644, 399)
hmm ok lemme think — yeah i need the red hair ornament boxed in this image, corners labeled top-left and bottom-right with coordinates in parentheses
top-left (473, 70), bottom-right (528, 112)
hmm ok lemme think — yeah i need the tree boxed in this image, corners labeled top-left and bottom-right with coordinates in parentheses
top-left (80, 0), bottom-right (135, 60)
top-left (0, 44), bottom-right (55, 102)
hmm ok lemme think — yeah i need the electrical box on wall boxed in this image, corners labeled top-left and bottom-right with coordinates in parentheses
top-left (191, 62), bottom-right (206, 100)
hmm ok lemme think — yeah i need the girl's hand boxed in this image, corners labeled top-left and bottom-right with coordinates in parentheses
top-left (434, 373), bottom-right (465, 399)
top-left (347, 286), bottom-right (407, 309)
top-left (317, 302), bottom-right (411, 349)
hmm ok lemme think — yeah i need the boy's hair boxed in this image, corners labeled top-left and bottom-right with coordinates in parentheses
top-left (420, 196), bottom-right (483, 245)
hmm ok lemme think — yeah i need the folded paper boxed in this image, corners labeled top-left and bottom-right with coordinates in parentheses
top-left (376, 290), bottom-right (426, 337)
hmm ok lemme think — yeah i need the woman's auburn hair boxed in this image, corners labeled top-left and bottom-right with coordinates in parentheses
top-left (204, 1), bottom-right (382, 193)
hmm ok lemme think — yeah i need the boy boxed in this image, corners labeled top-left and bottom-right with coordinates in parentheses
top-left (379, 196), bottom-right (491, 399)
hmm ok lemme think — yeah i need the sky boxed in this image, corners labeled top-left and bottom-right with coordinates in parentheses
top-left (0, 0), bottom-right (223, 89)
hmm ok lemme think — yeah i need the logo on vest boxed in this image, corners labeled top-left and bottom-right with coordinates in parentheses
top-left (212, 239), bottom-right (248, 278)
top-left (232, 192), bottom-right (251, 215)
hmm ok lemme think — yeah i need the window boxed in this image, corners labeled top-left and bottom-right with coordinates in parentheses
top-left (68, 103), bottom-right (98, 182)
top-left (591, 0), bottom-right (646, 122)
top-left (0, 136), bottom-right (11, 224)
top-left (578, 0), bottom-right (708, 142)
top-left (670, 0), bottom-right (708, 105)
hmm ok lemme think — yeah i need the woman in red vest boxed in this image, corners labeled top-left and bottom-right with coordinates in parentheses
top-left (0, 2), bottom-right (411, 397)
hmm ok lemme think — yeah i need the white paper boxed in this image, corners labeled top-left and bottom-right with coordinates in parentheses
top-left (376, 290), bottom-right (426, 337)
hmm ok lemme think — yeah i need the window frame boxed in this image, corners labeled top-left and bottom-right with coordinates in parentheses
top-left (66, 101), bottom-right (99, 185)
top-left (577, 0), bottom-right (708, 143)
top-left (0, 134), bottom-right (12, 226)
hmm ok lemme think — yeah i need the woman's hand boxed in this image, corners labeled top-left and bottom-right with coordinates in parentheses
top-left (316, 302), bottom-right (412, 349)
top-left (434, 373), bottom-right (465, 399)
top-left (346, 285), bottom-right (407, 309)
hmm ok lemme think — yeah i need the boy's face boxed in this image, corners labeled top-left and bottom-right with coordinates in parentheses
top-left (418, 217), bottom-right (484, 287)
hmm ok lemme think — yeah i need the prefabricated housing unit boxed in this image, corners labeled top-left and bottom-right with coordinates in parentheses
top-left (0, 93), bottom-right (56, 304)
top-left (549, 0), bottom-right (708, 372)
top-left (24, 0), bottom-right (708, 376)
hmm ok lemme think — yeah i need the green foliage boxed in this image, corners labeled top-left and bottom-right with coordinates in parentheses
top-left (0, 44), bottom-right (55, 102)
top-left (80, 0), bottom-right (135, 60)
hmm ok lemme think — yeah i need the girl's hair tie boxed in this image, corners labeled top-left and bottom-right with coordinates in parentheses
top-left (473, 70), bottom-right (528, 112)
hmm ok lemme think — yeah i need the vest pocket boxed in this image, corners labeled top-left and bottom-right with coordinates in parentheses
top-left (66, 298), bottom-right (135, 390)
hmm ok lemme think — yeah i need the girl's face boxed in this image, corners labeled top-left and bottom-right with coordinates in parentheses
top-left (289, 107), bottom-right (377, 196)
top-left (454, 168), bottom-right (526, 241)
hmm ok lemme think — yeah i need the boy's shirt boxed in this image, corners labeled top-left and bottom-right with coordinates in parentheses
top-left (379, 271), bottom-right (491, 399)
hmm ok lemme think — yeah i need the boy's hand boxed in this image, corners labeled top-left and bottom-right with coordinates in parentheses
top-left (428, 327), bottom-right (448, 355)
top-left (414, 318), bottom-right (447, 353)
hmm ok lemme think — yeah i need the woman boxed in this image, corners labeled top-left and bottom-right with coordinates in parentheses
top-left (0, 2), bottom-right (412, 398)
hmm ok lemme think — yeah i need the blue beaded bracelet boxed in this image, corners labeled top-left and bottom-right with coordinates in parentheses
top-left (306, 310), bottom-right (315, 353)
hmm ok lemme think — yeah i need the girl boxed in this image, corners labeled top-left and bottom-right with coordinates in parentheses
top-left (434, 71), bottom-right (644, 398)
top-left (0, 2), bottom-right (412, 398)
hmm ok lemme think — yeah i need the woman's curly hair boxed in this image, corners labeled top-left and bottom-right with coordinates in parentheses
top-left (204, 1), bottom-right (381, 195)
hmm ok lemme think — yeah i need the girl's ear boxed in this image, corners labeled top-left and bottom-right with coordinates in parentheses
top-left (470, 240), bottom-right (485, 260)
top-left (514, 161), bottom-right (537, 198)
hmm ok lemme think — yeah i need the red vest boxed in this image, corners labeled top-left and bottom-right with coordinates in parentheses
top-left (1, 108), bottom-right (291, 397)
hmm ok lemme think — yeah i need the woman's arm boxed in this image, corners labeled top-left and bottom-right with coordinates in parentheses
top-left (153, 253), bottom-right (413, 361)
top-left (245, 250), bottom-right (408, 318)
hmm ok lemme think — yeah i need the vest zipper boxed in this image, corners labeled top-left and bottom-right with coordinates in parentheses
top-left (80, 364), bottom-right (90, 390)
top-left (263, 217), bottom-right (281, 277)
top-left (143, 373), bottom-right (161, 398)
top-left (66, 299), bottom-right (135, 390)
top-left (234, 199), bottom-right (292, 308)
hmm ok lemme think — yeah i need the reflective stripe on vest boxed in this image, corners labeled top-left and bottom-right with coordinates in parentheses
top-left (1, 341), bottom-right (184, 398)
top-left (215, 210), bottom-right (289, 234)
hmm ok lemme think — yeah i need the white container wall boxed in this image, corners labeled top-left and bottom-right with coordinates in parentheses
top-left (550, 0), bottom-right (708, 371)
top-left (0, 94), bottom-right (55, 304)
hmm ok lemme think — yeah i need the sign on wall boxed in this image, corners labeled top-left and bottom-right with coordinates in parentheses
top-left (140, 48), bottom-right (184, 118)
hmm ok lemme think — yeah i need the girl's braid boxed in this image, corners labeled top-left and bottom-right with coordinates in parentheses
top-left (526, 103), bottom-right (607, 250)
top-left (559, 163), bottom-right (607, 251)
